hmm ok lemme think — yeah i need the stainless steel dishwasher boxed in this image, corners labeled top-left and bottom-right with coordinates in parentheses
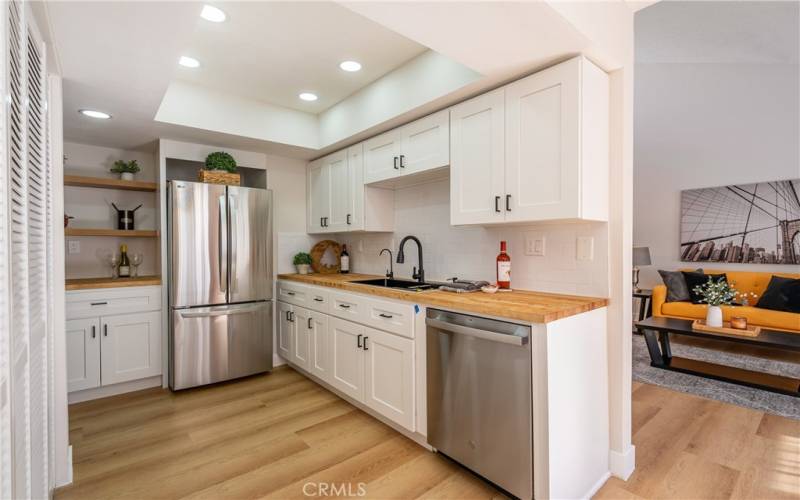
top-left (426, 308), bottom-right (533, 499)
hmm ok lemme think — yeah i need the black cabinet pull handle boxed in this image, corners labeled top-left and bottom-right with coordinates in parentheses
top-left (320, 217), bottom-right (323, 228)
top-left (285, 311), bottom-right (290, 321)
top-left (290, 311), bottom-right (295, 322)
top-left (103, 324), bottom-right (108, 337)
top-left (339, 304), bottom-right (350, 309)
top-left (308, 317), bottom-right (313, 329)
top-left (325, 217), bottom-right (329, 227)
top-left (495, 196), bottom-right (500, 213)
top-left (379, 313), bottom-right (393, 319)
top-left (346, 214), bottom-right (351, 225)
top-left (286, 291), bottom-right (295, 296)
top-left (363, 337), bottom-right (369, 350)
top-left (506, 194), bottom-right (512, 211)
top-left (393, 156), bottom-right (399, 169)
top-left (90, 301), bottom-right (107, 306)
top-left (357, 334), bottom-right (363, 348)
top-left (313, 297), bottom-right (324, 302)
top-left (91, 325), bottom-right (96, 338)
top-left (399, 155), bottom-right (405, 168)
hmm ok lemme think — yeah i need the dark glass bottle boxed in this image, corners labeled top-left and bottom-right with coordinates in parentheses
top-left (496, 241), bottom-right (510, 289)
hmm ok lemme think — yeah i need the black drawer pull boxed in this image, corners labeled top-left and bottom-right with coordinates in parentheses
top-left (313, 297), bottom-right (324, 302)
top-left (379, 313), bottom-right (393, 319)
top-left (357, 334), bottom-right (363, 348)
top-left (91, 326), bottom-right (96, 338)
top-left (339, 304), bottom-right (351, 309)
top-left (90, 301), bottom-right (108, 306)
top-left (286, 291), bottom-right (295, 296)
top-left (308, 317), bottom-right (313, 329)
top-left (363, 337), bottom-right (369, 350)
top-left (103, 324), bottom-right (108, 337)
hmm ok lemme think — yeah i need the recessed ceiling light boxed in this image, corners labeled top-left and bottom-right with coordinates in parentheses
top-left (299, 92), bottom-right (318, 102)
top-left (200, 5), bottom-right (226, 22)
top-left (339, 61), bottom-right (362, 72)
top-left (79, 109), bottom-right (111, 119)
top-left (179, 56), bottom-right (200, 68)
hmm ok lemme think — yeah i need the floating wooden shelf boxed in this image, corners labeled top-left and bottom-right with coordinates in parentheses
top-left (65, 275), bottom-right (161, 291)
top-left (64, 175), bottom-right (158, 192)
top-left (64, 228), bottom-right (159, 238)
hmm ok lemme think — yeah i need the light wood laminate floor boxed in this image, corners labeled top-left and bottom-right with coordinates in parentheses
top-left (57, 368), bottom-right (799, 499)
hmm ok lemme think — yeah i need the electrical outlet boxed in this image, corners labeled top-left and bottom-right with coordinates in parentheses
top-left (577, 236), bottom-right (594, 261)
top-left (524, 233), bottom-right (545, 256)
top-left (68, 240), bottom-right (80, 254)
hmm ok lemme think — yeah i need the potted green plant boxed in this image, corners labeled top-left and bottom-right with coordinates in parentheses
top-left (293, 252), bottom-right (313, 275)
top-left (692, 277), bottom-right (738, 327)
top-left (200, 152), bottom-right (240, 185)
top-left (110, 160), bottom-right (140, 181)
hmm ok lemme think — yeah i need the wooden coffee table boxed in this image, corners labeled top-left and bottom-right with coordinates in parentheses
top-left (635, 316), bottom-right (800, 397)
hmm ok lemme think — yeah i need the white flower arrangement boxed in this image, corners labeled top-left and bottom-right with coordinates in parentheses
top-left (736, 291), bottom-right (759, 307)
top-left (692, 277), bottom-right (738, 307)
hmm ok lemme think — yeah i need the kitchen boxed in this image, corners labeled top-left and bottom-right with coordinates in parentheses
top-left (2, 2), bottom-right (636, 499)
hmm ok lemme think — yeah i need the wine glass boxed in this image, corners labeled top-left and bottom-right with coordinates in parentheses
top-left (109, 253), bottom-right (120, 279)
top-left (131, 253), bottom-right (143, 278)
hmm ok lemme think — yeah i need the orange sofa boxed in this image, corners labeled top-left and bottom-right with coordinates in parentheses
top-left (652, 269), bottom-right (800, 334)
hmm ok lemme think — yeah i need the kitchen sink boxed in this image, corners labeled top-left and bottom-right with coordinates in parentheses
top-left (352, 278), bottom-right (439, 291)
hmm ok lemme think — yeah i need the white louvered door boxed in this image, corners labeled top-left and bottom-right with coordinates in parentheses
top-left (1, 1), bottom-right (54, 498)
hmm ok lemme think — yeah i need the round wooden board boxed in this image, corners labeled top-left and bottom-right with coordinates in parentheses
top-left (310, 240), bottom-right (342, 274)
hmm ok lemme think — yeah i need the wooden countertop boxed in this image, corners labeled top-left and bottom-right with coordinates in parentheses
top-left (65, 275), bottom-right (162, 291)
top-left (277, 273), bottom-right (608, 324)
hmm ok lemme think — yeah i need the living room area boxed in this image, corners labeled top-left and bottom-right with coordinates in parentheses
top-left (601, 2), bottom-right (799, 498)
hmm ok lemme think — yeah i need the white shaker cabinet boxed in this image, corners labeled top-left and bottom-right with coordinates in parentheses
top-left (325, 150), bottom-right (350, 233)
top-left (277, 301), bottom-right (294, 361)
top-left (329, 317), bottom-right (366, 401)
top-left (450, 56), bottom-right (609, 225)
top-left (363, 326), bottom-right (415, 430)
top-left (308, 310), bottom-right (330, 383)
top-left (363, 129), bottom-right (403, 185)
top-left (291, 305), bottom-right (313, 372)
top-left (100, 311), bottom-right (162, 386)
top-left (66, 317), bottom-right (101, 392)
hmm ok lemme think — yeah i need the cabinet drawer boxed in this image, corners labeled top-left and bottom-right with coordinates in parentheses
top-left (364, 298), bottom-right (414, 339)
top-left (277, 281), bottom-right (309, 307)
top-left (329, 290), bottom-right (368, 323)
top-left (66, 286), bottom-right (161, 320)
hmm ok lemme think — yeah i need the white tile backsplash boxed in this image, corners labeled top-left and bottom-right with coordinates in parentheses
top-left (335, 179), bottom-right (609, 298)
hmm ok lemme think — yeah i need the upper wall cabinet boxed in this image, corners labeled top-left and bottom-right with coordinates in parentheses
top-left (307, 144), bottom-right (393, 234)
top-left (451, 56), bottom-right (609, 225)
top-left (364, 110), bottom-right (450, 185)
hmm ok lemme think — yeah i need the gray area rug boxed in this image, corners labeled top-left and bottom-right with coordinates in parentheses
top-left (632, 334), bottom-right (800, 420)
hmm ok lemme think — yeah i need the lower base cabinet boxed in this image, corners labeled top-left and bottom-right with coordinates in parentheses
top-left (279, 301), bottom-right (415, 432)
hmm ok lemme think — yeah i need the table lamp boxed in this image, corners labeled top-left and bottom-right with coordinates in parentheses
top-left (632, 247), bottom-right (651, 292)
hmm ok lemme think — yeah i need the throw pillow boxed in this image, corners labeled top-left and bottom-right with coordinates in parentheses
top-left (658, 268), bottom-right (702, 302)
top-left (757, 276), bottom-right (800, 313)
top-left (683, 271), bottom-right (727, 304)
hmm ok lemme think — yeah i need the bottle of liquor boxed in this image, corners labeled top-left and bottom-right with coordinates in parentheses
top-left (118, 244), bottom-right (131, 278)
top-left (496, 241), bottom-right (511, 289)
top-left (340, 244), bottom-right (350, 274)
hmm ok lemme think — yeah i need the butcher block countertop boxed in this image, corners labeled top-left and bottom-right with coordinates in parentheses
top-left (277, 273), bottom-right (608, 324)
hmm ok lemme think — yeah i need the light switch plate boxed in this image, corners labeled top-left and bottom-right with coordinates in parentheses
top-left (577, 236), bottom-right (594, 261)
top-left (524, 233), bottom-right (545, 256)
top-left (68, 240), bottom-right (80, 254)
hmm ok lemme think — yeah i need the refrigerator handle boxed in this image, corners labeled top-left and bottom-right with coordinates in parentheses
top-left (229, 192), bottom-right (238, 294)
top-left (219, 195), bottom-right (227, 293)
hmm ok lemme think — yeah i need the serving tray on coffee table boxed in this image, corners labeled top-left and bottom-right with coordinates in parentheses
top-left (692, 319), bottom-right (761, 338)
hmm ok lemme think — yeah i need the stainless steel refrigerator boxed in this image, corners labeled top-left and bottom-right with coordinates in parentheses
top-left (168, 180), bottom-right (273, 390)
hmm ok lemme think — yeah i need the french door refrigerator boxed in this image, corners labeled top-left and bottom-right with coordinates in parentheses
top-left (168, 180), bottom-right (273, 390)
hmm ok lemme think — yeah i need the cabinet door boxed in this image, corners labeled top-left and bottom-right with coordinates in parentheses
top-left (347, 144), bottom-right (364, 231)
top-left (291, 306), bottom-right (312, 371)
top-left (363, 327), bottom-right (415, 431)
top-left (449, 89), bottom-right (506, 225)
top-left (329, 317), bottom-right (365, 401)
top-left (100, 311), bottom-right (161, 386)
top-left (65, 317), bottom-right (101, 392)
top-left (326, 150), bottom-right (351, 232)
top-left (505, 58), bottom-right (580, 221)
top-left (308, 311), bottom-right (330, 383)
top-left (307, 158), bottom-right (330, 233)
top-left (399, 110), bottom-right (450, 176)
top-left (364, 129), bottom-right (402, 184)
top-left (277, 301), bottom-right (293, 361)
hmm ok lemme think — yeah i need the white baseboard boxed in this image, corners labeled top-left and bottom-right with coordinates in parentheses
top-left (609, 445), bottom-right (636, 480)
top-left (68, 376), bottom-right (163, 404)
top-left (273, 353), bottom-right (287, 367)
top-left (582, 471), bottom-right (611, 499)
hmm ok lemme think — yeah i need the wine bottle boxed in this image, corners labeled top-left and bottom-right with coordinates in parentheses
top-left (118, 244), bottom-right (131, 278)
top-left (496, 241), bottom-right (511, 289)
top-left (340, 244), bottom-right (350, 274)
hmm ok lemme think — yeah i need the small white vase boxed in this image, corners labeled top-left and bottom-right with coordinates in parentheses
top-left (296, 264), bottom-right (310, 275)
top-left (706, 305), bottom-right (723, 327)
top-left (120, 172), bottom-right (134, 181)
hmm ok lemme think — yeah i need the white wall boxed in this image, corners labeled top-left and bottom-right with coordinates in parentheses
top-left (332, 179), bottom-right (609, 297)
top-left (634, 63), bottom-right (800, 287)
top-left (63, 142), bottom-right (158, 278)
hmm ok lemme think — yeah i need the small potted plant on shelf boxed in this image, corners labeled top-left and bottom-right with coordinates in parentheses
top-left (293, 252), bottom-right (313, 275)
top-left (692, 276), bottom-right (738, 327)
top-left (110, 160), bottom-right (140, 181)
top-left (199, 151), bottom-right (240, 186)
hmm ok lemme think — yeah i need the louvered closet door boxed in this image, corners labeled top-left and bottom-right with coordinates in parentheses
top-left (2, 1), bottom-right (52, 498)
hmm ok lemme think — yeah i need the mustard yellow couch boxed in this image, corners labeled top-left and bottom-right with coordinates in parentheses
top-left (652, 269), bottom-right (800, 334)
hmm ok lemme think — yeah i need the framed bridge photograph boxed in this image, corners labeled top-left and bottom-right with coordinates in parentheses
top-left (680, 179), bottom-right (800, 265)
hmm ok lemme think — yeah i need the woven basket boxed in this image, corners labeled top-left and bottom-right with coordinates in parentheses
top-left (198, 169), bottom-right (241, 186)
